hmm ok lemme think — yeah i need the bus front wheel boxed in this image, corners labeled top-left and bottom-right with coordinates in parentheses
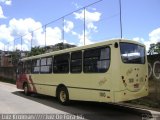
top-left (23, 83), bottom-right (30, 96)
top-left (57, 87), bottom-right (69, 105)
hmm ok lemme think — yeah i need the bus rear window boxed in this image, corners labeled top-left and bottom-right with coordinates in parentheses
top-left (120, 42), bottom-right (145, 64)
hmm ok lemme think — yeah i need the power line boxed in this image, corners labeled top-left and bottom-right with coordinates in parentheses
top-left (13, 0), bottom-right (103, 51)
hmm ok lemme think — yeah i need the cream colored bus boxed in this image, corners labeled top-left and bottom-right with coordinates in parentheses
top-left (16, 39), bottom-right (148, 105)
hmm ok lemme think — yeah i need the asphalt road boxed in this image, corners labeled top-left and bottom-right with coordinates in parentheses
top-left (0, 82), bottom-right (151, 120)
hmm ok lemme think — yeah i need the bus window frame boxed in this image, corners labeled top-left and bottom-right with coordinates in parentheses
top-left (83, 46), bottom-right (111, 73)
top-left (17, 61), bottom-right (23, 74)
top-left (31, 58), bottom-right (40, 74)
top-left (40, 57), bottom-right (53, 74)
top-left (23, 60), bottom-right (32, 74)
top-left (53, 53), bottom-right (70, 73)
top-left (70, 51), bottom-right (82, 73)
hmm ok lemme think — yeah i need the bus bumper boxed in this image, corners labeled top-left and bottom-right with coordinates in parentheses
top-left (113, 88), bottom-right (148, 102)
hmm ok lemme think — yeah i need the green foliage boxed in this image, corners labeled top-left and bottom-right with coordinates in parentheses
top-left (10, 43), bottom-right (76, 64)
top-left (27, 43), bottom-right (76, 57)
top-left (148, 42), bottom-right (160, 55)
top-left (12, 50), bottom-right (21, 66)
top-left (53, 42), bottom-right (76, 51)
top-left (27, 46), bottom-right (45, 56)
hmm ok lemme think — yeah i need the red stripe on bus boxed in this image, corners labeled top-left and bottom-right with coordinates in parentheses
top-left (29, 75), bottom-right (37, 93)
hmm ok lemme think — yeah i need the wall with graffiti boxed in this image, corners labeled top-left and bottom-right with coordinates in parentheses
top-left (147, 54), bottom-right (160, 100)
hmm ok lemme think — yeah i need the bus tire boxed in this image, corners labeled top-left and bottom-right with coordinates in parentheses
top-left (57, 86), bottom-right (69, 105)
top-left (23, 83), bottom-right (30, 96)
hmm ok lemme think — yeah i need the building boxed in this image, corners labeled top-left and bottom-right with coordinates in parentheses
top-left (0, 51), bottom-right (13, 67)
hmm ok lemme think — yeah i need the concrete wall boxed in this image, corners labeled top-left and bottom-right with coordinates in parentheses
top-left (0, 67), bottom-right (16, 80)
top-left (147, 54), bottom-right (160, 101)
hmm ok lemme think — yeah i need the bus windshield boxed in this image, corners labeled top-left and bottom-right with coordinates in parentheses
top-left (120, 42), bottom-right (145, 64)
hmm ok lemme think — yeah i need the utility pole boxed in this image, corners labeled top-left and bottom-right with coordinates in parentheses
top-left (31, 32), bottom-right (33, 51)
top-left (62, 17), bottom-right (65, 49)
top-left (119, 0), bottom-right (123, 39)
top-left (44, 25), bottom-right (47, 49)
top-left (84, 7), bottom-right (86, 46)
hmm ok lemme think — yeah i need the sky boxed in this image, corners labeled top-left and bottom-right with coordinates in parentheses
top-left (0, 0), bottom-right (160, 51)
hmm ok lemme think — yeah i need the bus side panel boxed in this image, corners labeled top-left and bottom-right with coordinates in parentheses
top-left (69, 89), bottom-right (104, 102)
top-left (33, 84), bottom-right (56, 96)
top-left (67, 73), bottom-right (113, 102)
top-left (68, 88), bottom-right (113, 102)
top-left (30, 73), bottom-right (114, 102)
top-left (30, 74), bottom-right (56, 96)
top-left (114, 88), bottom-right (148, 102)
top-left (16, 74), bottom-right (28, 90)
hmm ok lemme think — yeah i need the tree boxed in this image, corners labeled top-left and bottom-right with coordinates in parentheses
top-left (12, 50), bottom-right (21, 66)
top-left (54, 42), bottom-right (76, 50)
top-left (27, 46), bottom-right (45, 56)
top-left (27, 43), bottom-right (76, 57)
top-left (148, 42), bottom-right (160, 55)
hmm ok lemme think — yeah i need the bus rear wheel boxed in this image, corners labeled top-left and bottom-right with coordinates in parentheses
top-left (23, 83), bottom-right (30, 96)
top-left (57, 87), bottom-right (69, 105)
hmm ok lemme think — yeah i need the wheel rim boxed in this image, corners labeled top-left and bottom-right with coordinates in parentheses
top-left (60, 90), bottom-right (66, 102)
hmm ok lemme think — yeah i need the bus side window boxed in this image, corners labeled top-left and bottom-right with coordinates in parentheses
top-left (23, 62), bottom-right (27, 74)
top-left (84, 46), bottom-right (110, 73)
top-left (32, 59), bottom-right (40, 74)
top-left (53, 53), bottom-right (69, 73)
top-left (17, 62), bottom-right (23, 74)
top-left (98, 47), bottom-right (110, 72)
top-left (40, 57), bottom-right (52, 73)
top-left (71, 51), bottom-right (82, 73)
top-left (24, 60), bottom-right (32, 74)
top-left (47, 57), bottom-right (52, 73)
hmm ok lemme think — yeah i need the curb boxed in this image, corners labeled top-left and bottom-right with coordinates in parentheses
top-left (114, 103), bottom-right (160, 118)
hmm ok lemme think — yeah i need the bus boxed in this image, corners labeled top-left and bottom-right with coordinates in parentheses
top-left (16, 39), bottom-right (148, 105)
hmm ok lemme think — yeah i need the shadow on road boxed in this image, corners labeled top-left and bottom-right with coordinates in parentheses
top-left (12, 91), bottom-right (152, 120)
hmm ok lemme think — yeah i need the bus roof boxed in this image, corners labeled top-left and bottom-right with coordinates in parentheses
top-left (20, 38), bottom-right (145, 61)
